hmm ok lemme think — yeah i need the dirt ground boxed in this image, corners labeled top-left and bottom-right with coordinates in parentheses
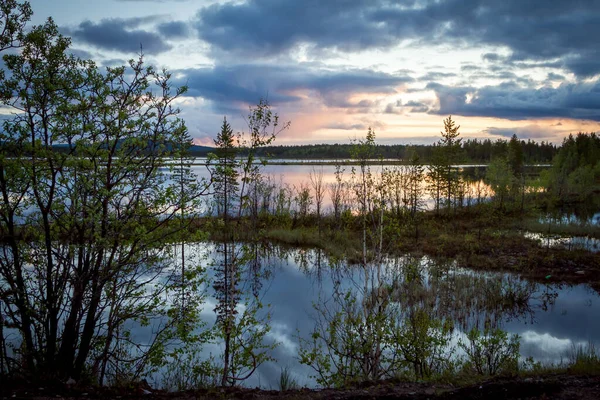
top-left (2, 374), bottom-right (599, 400)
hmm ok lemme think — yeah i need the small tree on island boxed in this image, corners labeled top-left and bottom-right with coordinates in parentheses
top-left (427, 116), bottom-right (462, 214)
top-left (439, 116), bottom-right (463, 212)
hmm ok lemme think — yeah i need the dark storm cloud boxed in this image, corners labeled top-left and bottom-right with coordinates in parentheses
top-left (195, 0), bottom-right (395, 57)
top-left (563, 51), bottom-right (600, 78)
top-left (68, 18), bottom-right (171, 54)
top-left (427, 81), bottom-right (600, 121)
top-left (194, 0), bottom-right (600, 77)
top-left (175, 63), bottom-right (411, 111)
top-left (157, 21), bottom-right (191, 38)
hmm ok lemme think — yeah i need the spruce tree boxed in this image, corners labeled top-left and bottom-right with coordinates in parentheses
top-left (213, 117), bottom-right (238, 218)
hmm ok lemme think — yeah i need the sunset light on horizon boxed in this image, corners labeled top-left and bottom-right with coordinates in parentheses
top-left (27, 0), bottom-right (600, 146)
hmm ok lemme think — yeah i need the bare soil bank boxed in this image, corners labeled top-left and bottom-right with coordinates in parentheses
top-left (2, 374), bottom-right (599, 400)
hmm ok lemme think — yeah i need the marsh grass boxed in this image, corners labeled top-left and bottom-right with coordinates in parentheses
top-left (192, 201), bottom-right (599, 288)
top-left (566, 343), bottom-right (600, 374)
top-left (279, 366), bottom-right (299, 391)
top-left (498, 343), bottom-right (600, 379)
top-left (263, 227), bottom-right (362, 261)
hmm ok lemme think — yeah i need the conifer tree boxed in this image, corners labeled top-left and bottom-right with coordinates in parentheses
top-left (439, 116), bottom-right (462, 210)
top-left (212, 117), bottom-right (238, 219)
top-left (427, 116), bottom-right (462, 213)
top-left (209, 102), bottom-right (288, 387)
top-left (507, 134), bottom-right (524, 176)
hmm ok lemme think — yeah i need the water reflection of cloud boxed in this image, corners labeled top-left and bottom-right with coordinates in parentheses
top-left (189, 164), bottom-right (496, 212)
top-left (199, 298), bottom-right (217, 320)
top-left (142, 244), bottom-right (600, 388)
top-left (518, 331), bottom-right (596, 365)
top-left (521, 331), bottom-right (574, 357)
top-left (267, 322), bottom-right (298, 355)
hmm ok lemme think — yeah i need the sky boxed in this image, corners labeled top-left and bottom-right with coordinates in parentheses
top-left (24, 0), bottom-right (600, 146)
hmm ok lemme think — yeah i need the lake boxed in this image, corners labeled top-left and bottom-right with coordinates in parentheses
top-left (188, 163), bottom-right (498, 214)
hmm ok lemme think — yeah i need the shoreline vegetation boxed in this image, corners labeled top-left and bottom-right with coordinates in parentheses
top-left (198, 200), bottom-right (600, 289)
top-left (176, 140), bottom-right (558, 164)
top-left (186, 159), bottom-right (554, 167)
top-left (1, 2), bottom-right (600, 398)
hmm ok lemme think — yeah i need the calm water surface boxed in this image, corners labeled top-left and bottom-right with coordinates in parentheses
top-left (153, 162), bottom-right (598, 387)
top-left (189, 164), bottom-right (495, 213)
top-left (155, 243), bottom-right (600, 389)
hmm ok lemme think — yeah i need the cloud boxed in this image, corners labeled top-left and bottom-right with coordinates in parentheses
top-left (386, 100), bottom-right (431, 114)
top-left (383, 100), bottom-right (402, 114)
top-left (324, 119), bottom-right (385, 131)
top-left (68, 17), bottom-right (171, 54)
top-left (68, 48), bottom-right (94, 60)
top-left (175, 63), bottom-right (411, 112)
top-left (405, 100), bottom-right (431, 113)
top-left (427, 80), bottom-right (600, 121)
top-left (192, 0), bottom-right (600, 77)
top-left (175, 65), bottom-right (298, 108)
top-left (483, 125), bottom-right (552, 140)
top-left (519, 331), bottom-right (576, 362)
top-left (192, 136), bottom-right (214, 147)
top-left (194, 0), bottom-right (397, 57)
top-left (461, 64), bottom-right (480, 72)
top-left (102, 58), bottom-right (128, 67)
top-left (157, 21), bottom-right (191, 38)
top-left (324, 122), bottom-right (369, 130)
top-left (482, 52), bottom-right (504, 62)
top-left (547, 72), bottom-right (565, 81)
top-left (563, 51), bottom-right (600, 78)
top-left (115, 0), bottom-right (188, 2)
top-left (421, 71), bottom-right (457, 81)
top-left (267, 322), bottom-right (298, 356)
top-left (106, 15), bottom-right (165, 28)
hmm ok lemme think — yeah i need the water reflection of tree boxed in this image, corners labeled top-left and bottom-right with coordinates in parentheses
top-left (299, 256), bottom-right (456, 385)
top-left (295, 250), bottom-right (558, 332)
top-left (212, 241), bottom-right (276, 386)
top-left (387, 257), bottom-right (558, 330)
top-left (296, 248), bottom-right (559, 386)
top-left (298, 132), bottom-right (458, 385)
top-left (209, 100), bottom-right (289, 386)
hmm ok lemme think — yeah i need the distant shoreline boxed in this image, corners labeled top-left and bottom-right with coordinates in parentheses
top-left (181, 158), bottom-right (552, 167)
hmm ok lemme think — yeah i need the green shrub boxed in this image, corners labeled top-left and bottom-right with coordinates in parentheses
top-left (459, 327), bottom-right (520, 376)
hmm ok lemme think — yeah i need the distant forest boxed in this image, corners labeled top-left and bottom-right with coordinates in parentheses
top-left (189, 138), bottom-right (558, 164)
